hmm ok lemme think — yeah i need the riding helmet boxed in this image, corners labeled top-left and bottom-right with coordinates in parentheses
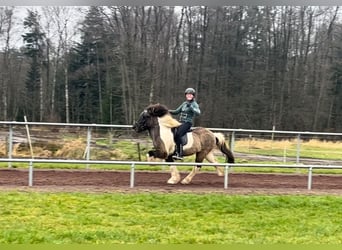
top-left (184, 87), bottom-right (196, 96)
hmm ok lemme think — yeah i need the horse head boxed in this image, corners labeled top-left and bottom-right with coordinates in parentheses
top-left (133, 103), bottom-right (169, 132)
top-left (146, 103), bottom-right (169, 117)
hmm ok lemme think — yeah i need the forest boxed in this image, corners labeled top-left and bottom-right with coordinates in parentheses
top-left (0, 6), bottom-right (342, 132)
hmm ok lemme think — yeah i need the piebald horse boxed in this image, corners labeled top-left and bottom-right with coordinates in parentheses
top-left (132, 103), bottom-right (235, 185)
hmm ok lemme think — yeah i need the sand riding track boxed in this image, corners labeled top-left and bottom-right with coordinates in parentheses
top-left (0, 168), bottom-right (341, 195)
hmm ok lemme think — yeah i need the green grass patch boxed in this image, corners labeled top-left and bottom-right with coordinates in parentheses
top-left (235, 139), bottom-right (342, 160)
top-left (0, 192), bottom-right (341, 244)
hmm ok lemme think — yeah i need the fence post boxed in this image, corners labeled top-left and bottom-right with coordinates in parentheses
top-left (224, 164), bottom-right (230, 189)
top-left (271, 125), bottom-right (275, 141)
top-left (230, 131), bottom-right (235, 153)
top-left (130, 163), bottom-right (135, 188)
top-left (296, 134), bottom-right (301, 164)
top-left (229, 132), bottom-right (235, 172)
top-left (86, 126), bottom-right (92, 168)
top-left (8, 124), bottom-right (13, 168)
top-left (28, 161), bottom-right (33, 187)
top-left (307, 166), bottom-right (313, 190)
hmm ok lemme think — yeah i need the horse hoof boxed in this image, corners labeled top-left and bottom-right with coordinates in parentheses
top-left (167, 178), bottom-right (180, 184)
top-left (181, 179), bottom-right (190, 185)
top-left (216, 171), bottom-right (224, 176)
top-left (216, 167), bottom-right (224, 176)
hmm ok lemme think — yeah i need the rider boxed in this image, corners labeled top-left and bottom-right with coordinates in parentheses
top-left (169, 87), bottom-right (201, 160)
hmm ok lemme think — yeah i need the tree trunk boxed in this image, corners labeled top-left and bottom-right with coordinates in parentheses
top-left (312, 7), bottom-right (338, 131)
top-left (39, 60), bottom-right (44, 121)
top-left (64, 61), bottom-right (70, 123)
top-left (0, 7), bottom-right (13, 120)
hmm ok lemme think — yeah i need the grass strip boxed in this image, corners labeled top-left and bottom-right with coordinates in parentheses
top-left (0, 192), bottom-right (341, 244)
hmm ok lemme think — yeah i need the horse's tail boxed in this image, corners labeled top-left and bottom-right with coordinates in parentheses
top-left (213, 132), bottom-right (235, 163)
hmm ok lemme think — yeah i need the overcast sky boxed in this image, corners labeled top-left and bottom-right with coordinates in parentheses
top-left (1, 6), bottom-right (85, 49)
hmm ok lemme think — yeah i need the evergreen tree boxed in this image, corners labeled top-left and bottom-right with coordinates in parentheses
top-left (68, 7), bottom-right (105, 122)
top-left (21, 10), bottom-right (45, 121)
top-left (68, 6), bottom-right (122, 124)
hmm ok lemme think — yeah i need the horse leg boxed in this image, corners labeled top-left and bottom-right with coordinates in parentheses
top-left (166, 156), bottom-right (180, 184)
top-left (205, 151), bottom-right (224, 176)
top-left (181, 152), bottom-right (205, 184)
top-left (168, 166), bottom-right (181, 184)
top-left (181, 166), bottom-right (200, 184)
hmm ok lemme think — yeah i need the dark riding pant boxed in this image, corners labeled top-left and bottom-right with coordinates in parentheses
top-left (175, 122), bottom-right (192, 145)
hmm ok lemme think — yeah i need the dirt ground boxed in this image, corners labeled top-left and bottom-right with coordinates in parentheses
top-left (0, 168), bottom-right (341, 195)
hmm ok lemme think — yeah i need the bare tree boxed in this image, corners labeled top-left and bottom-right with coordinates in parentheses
top-left (0, 7), bottom-right (14, 120)
top-left (41, 6), bottom-right (81, 123)
top-left (312, 7), bottom-right (339, 131)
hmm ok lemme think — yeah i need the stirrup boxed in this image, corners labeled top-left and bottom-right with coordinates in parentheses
top-left (172, 154), bottom-right (183, 160)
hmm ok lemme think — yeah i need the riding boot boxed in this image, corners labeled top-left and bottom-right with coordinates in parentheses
top-left (178, 144), bottom-right (183, 158)
top-left (173, 144), bottom-right (183, 160)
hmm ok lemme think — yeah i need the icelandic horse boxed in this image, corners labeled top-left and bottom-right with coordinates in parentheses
top-left (132, 103), bottom-right (235, 184)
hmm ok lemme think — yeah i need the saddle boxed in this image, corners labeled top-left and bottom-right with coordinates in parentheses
top-left (171, 127), bottom-right (191, 146)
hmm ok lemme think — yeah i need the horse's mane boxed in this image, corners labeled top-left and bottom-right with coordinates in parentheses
top-left (147, 103), bottom-right (181, 128)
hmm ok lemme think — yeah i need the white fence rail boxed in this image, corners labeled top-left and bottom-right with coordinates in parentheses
top-left (1, 121), bottom-right (342, 164)
top-left (0, 158), bottom-right (342, 190)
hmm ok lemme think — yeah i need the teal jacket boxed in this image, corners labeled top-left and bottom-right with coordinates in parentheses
top-left (169, 100), bottom-right (201, 123)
